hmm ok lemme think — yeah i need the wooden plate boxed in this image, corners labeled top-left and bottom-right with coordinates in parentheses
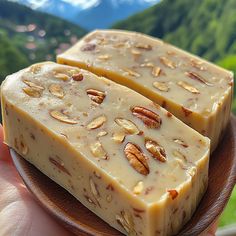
top-left (11, 116), bottom-right (236, 236)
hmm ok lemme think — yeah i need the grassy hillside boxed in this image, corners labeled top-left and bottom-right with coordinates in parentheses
top-left (113, 0), bottom-right (236, 62)
top-left (0, 0), bottom-right (86, 81)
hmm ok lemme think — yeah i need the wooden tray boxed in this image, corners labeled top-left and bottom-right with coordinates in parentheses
top-left (11, 116), bottom-right (236, 236)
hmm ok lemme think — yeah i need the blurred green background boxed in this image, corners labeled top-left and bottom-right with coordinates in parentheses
top-left (0, 0), bottom-right (235, 228)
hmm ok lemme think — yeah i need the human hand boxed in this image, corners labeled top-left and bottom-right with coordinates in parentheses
top-left (0, 125), bottom-right (71, 236)
top-left (0, 124), bottom-right (218, 236)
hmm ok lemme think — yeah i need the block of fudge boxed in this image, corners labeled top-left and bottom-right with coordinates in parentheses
top-left (1, 62), bottom-right (210, 236)
top-left (57, 30), bottom-right (234, 152)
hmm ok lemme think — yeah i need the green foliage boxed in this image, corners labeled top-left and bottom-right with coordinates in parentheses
top-left (0, 31), bottom-right (28, 79)
top-left (217, 55), bottom-right (236, 75)
top-left (217, 55), bottom-right (236, 113)
top-left (112, 0), bottom-right (236, 62)
top-left (219, 187), bottom-right (236, 227)
top-left (0, 0), bottom-right (87, 83)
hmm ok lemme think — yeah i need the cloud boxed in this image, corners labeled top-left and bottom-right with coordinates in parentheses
top-left (12, 0), bottom-right (159, 10)
top-left (61, 0), bottom-right (101, 9)
top-left (61, 0), bottom-right (159, 9)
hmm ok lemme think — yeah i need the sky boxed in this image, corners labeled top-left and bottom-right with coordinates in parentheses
top-left (13, 0), bottom-right (160, 10)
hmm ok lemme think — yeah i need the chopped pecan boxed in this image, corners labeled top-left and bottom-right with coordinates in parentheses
top-left (23, 80), bottom-right (44, 90)
top-left (153, 81), bottom-right (169, 92)
top-left (124, 142), bottom-right (149, 175)
top-left (115, 118), bottom-right (139, 135)
top-left (87, 115), bottom-right (107, 130)
top-left (80, 43), bottom-right (96, 51)
top-left (133, 181), bottom-right (144, 194)
top-left (90, 141), bottom-right (107, 159)
top-left (49, 157), bottom-right (71, 176)
top-left (98, 54), bottom-right (111, 60)
top-left (160, 57), bottom-right (176, 69)
top-left (177, 81), bottom-right (200, 94)
top-left (87, 89), bottom-right (106, 104)
top-left (49, 110), bottom-right (77, 124)
top-left (167, 189), bottom-right (178, 200)
top-left (112, 132), bottom-right (126, 143)
top-left (23, 87), bottom-right (41, 98)
top-left (173, 138), bottom-right (188, 148)
top-left (135, 43), bottom-right (152, 50)
top-left (152, 67), bottom-right (162, 77)
top-left (123, 68), bottom-right (141, 77)
top-left (72, 73), bottom-right (83, 81)
top-left (145, 139), bottom-right (166, 162)
top-left (186, 71), bottom-right (213, 86)
top-left (181, 106), bottom-right (193, 117)
top-left (132, 106), bottom-right (162, 129)
top-left (49, 84), bottom-right (64, 98)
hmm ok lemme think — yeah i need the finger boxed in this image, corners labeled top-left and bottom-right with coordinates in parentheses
top-left (0, 124), bottom-right (12, 163)
top-left (201, 220), bottom-right (218, 236)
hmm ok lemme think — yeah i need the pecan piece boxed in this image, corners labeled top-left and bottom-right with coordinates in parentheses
top-left (116, 211), bottom-right (135, 234)
top-left (145, 139), bottom-right (166, 162)
top-left (87, 115), bottom-right (107, 130)
top-left (167, 189), bottom-right (178, 200)
top-left (177, 81), bottom-right (200, 94)
top-left (115, 118), bottom-right (139, 134)
top-left (140, 62), bottom-right (154, 68)
top-left (49, 157), bottom-right (71, 176)
top-left (123, 68), bottom-right (141, 77)
top-left (49, 84), bottom-right (64, 98)
top-left (49, 110), bottom-right (77, 124)
top-left (131, 49), bottom-right (141, 56)
top-left (19, 135), bottom-right (29, 155)
top-left (152, 67), bottom-right (162, 77)
top-left (89, 177), bottom-right (100, 198)
top-left (133, 181), bottom-right (144, 194)
top-left (182, 106), bottom-right (193, 117)
top-left (112, 132), bottom-right (126, 143)
top-left (132, 106), bottom-right (162, 129)
top-left (72, 73), bottom-right (83, 81)
top-left (80, 43), bottom-right (96, 51)
top-left (135, 43), bottom-right (152, 50)
top-left (54, 73), bottom-right (70, 81)
top-left (186, 71), bottom-right (213, 86)
top-left (98, 54), bottom-right (111, 60)
top-left (173, 138), bottom-right (188, 148)
top-left (23, 87), bottom-right (41, 98)
top-left (90, 141), bottom-right (107, 159)
top-left (23, 80), bottom-right (44, 90)
top-left (160, 57), bottom-right (176, 69)
top-left (153, 81), bottom-right (169, 92)
top-left (124, 142), bottom-right (149, 175)
top-left (86, 89), bottom-right (106, 104)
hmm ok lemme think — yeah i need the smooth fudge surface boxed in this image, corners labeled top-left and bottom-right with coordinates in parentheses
top-left (1, 62), bottom-right (210, 236)
top-left (57, 30), bottom-right (234, 151)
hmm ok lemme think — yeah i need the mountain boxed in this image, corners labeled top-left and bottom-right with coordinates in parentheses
top-left (12, 0), bottom-right (160, 30)
top-left (74, 0), bottom-right (160, 30)
top-left (0, 0), bottom-right (86, 81)
top-left (113, 0), bottom-right (236, 63)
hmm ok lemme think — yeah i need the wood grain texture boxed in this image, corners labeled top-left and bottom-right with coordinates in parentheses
top-left (11, 116), bottom-right (236, 236)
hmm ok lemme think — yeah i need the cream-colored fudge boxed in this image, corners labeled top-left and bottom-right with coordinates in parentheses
top-left (1, 62), bottom-right (210, 236)
top-left (57, 30), bottom-right (234, 151)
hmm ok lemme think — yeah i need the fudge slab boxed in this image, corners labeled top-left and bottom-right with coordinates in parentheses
top-left (1, 62), bottom-right (210, 236)
top-left (57, 30), bottom-right (234, 151)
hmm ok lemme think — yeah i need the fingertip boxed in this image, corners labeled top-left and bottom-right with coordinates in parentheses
top-left (0, 124), bottom-right (12, 163)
